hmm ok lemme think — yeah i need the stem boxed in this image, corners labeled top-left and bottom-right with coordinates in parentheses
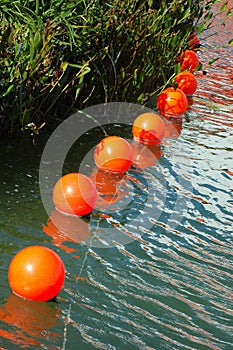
top-left (35, 0), bottom-right (39, 15)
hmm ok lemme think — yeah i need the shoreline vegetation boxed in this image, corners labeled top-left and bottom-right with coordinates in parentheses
top-left (0, 0), bottom-right (232, 137)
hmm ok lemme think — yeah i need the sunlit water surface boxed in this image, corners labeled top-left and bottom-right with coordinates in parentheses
top-left (0, 8), bottom-right (232, 350)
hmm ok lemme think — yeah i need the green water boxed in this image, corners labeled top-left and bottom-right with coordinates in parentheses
top-left (0, 22), bottom-right (233, 350)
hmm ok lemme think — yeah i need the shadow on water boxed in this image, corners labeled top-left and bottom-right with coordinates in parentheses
top-left (0, 4), bottom-right (233, 350)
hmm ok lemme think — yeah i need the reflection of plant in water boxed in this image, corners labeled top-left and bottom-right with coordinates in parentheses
top-left (194, 97), bottom-right (233, 112)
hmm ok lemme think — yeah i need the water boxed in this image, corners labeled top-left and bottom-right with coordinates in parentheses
top-left (0, 8), bottom-right (233, 350)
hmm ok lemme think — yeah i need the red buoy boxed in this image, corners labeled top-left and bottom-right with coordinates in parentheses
top-left (180, 49), bottom-right (200, 72)
top-left (174, 71), bottom-right (198, 96)
top-left (157, 87), bottom-right (188, 117)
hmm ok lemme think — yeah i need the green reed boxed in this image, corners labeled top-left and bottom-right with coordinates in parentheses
top-left (0, 0), bottom-right (232, 135)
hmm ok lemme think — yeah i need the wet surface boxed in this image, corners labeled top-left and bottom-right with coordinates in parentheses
top-left (0, 5), bottom-right (233, 349)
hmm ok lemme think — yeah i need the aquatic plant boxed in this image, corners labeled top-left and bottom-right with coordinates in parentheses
top-left (0, 0), bottom-right (232, 134)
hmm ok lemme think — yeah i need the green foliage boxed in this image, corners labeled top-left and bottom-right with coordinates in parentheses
top-left (0, 0), bottom-right (232, 134)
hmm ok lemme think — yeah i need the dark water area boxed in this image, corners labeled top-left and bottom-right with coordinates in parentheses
top-left (0, 5), bottom-right (233, 350)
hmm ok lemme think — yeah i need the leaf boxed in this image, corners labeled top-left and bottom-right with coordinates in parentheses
top-left (174, 63), bottom-right (181, 75)
top-left (137, 93), bottom-right (145, 103)
top-left (29, 36), bottom-right (35, 62)
top-left (220, 2), bottom-right (228, 12)
top-left (228, 38), bottom-right (233, 46)
top-left (120, 67), bottom-right (125, 79)
top-left (34, 30), bottom-right (43, 51)
top-left (68, 63), bottom-right (85, 69)
top-left (208, 57), bottom-right (219, 65)
top-left (204, 12), bottom-right (213, 20)
top-left (227, 8), bottom-right (233, 17)
top-left (148, 0), bottom-right (153, 8)
top-left (2, 84), bottom-right (14, 97)
top-left (177, 8), bottom-right (190, 24)
top-left (196, 22), bottom-right (205, 35)
top-left (61, 61), bottom-right (68, 71)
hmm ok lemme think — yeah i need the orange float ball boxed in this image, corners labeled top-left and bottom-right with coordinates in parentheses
top-left (132, 112), bottom-right (166, 145)
top-left (174, 71), bottom-right (198, 96)
top-left (180, 49), bottom-right (200, 72)
top-left (53, 173), bottom-right (97, 216)
top-left (8, 246), bottom-right (65, 302)
top-left (157, 87), bottom-right (188, 117)
top-left (94, 136), bottom-right (133, 173)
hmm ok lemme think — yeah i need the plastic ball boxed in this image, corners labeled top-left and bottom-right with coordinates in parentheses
top-left (180, 49), bottom-right (200, 72)
top-left (174, 71), bottom-right (198, 96)
top-left (8, 246), bottom-right (65, 302)
top-left (157, 87), bottom-right (188, 117)
top-left (94, 136), bottom-right (133, 173)
top-left (132, 112), bottom-right (166, 145)
top-left (53, 173), bottom-right (97, 216)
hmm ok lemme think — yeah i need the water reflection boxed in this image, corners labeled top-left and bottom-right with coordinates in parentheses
top-left (0, 293), bottom-right (61, 348)
top-left (90, 167), bottom-right (128, 209)
top-left (43, 210), bottom-right (90, 256)
top-left (130, 141), bottom-right (163, 169)
top-left (164, 118), bottom-right (183, 138)
top-left (1, 2), bottom-right (233, 348)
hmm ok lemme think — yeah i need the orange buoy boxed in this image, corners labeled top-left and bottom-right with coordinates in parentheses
top-left (53, 173), bottom-right (97, 216)
top-left (157, 87), bottom-right (188, 117)
top-left (8, 245), bottom-right (65, 302)
top-left (132, 112), bottom-right (166, 145)
top-left (174, 71), bottom-right (198, 96)
top-left (180, 49), bottom-right (200, 72)
top-left (94, 136), bottom-right (133, 173)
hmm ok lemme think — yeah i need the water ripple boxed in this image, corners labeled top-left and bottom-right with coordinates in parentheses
top-left (1, 5), bottom-right (233, 349)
